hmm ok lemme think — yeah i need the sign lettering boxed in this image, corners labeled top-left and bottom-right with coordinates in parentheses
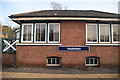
top-left (58, 46), bottom-right (89, 51)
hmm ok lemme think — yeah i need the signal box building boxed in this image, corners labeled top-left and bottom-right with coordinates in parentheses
top-left (9, 10), bottom-right (119, 67)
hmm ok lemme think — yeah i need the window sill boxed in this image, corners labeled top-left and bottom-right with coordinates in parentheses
top-left (85, 64), bottom-right (99, 67)
top-left (16, 43), bottom-right (62, 46)
top-left (85, 43), bottom-right (120, 46)
top-left (47, 64), bottom-right (60, 66)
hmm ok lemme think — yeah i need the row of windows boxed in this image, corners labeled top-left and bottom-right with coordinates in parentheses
top-left (21, 23), bottom-right (119, 44)
top-left (86, 24), bottom-right (120, 43)
top-left (21, 23), bottom-right (60, 43)
top-left (47, 56), bottom-right (99, 67)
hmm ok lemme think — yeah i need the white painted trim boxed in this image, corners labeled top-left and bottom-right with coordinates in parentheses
top-left (112, 24), bottom-right (120, 43)
top-left (3, 40), bottom-right (19, 52)
top-left (86, 24), bottom-right (98, 43)
top-left (34, 23), bottom-right (47, 43)
top-left (85, 43), bottom-right (120, 46)
top-left (99, 24), bottom-right (111, 43)
top-left (16, 43), bottom-right (62, 46)
top-left (15, 29), bottom-right (20, 33)
top-left (21, 23), bottom-right (33, 43)
top-left (11, 17), bottom-right (119, 21)
top-left (47, 64), bottom-right (60, 66)
top-left (48, 23), bottom-right (60, 43)
top-left (85, 64), bottom-right (99, 67)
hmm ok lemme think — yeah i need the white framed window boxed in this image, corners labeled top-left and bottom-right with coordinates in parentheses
top-left (21, 23), bottom-right (33, 43)
top-left (48, 23), bottom-right (60, 43)
top-left (99, 24), bottom-right (110, 43)
top-left (112, 24), bottom-right (120, 43)
top-left (86, 24), bottom-right (98, 43)
top-left (85, 56), bottom-right (99, 67)
top-left (34, 23), bottom-right (47, 43)
top-left (47, 56), bottom-right (61, 66)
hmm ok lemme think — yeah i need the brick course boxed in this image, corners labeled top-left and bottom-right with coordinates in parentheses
top-left (2, 53), bottom-right (16, 66)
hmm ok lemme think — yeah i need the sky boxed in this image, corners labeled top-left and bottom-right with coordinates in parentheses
top-left (0, 0), bottom-right (120, 28)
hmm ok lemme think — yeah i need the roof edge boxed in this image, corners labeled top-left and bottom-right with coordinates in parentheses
top-left (10, 10), bottom-right (119, 17)
top-left (11, 10), bottom-right (49, 16)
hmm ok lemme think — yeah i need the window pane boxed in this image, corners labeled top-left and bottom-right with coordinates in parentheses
top-left (52, 59), bottom-right (55, 64)
top-left (87, 24), bottom-right (97, 42)
top-left (35, 24), bottom-right (46, 42)
top-left (86, 58), bottom-right (89, 64)
top-left (100, 24), bottom-right (110, 42)
top-left (23, 25), bottom-right (32, 41)
top-left (41, 24), bottom-right (46, 41)
top-left (56, 59), bottom-right (60, 64)
top-left (48, 59), bottom-right (51, 64)
top-left (49, 25), bottom-right (54, 41)
top-left (90, 59), bottom-right (93, 64)
top-left (23, 25), bottom-right (27, 41)
top-left (113, 25), bottom-right (120, 42)
top-left (36, 25), bottom-right (40, 41)
top-left (94, 59), bottom-right (98, 64)
top-left (54, 26), bottom-right (59, 41)
top-left (49, 24), bottom-right (59, 42)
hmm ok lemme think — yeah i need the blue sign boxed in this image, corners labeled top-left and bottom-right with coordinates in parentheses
top-left (58, 46), bottom-right (90, 51)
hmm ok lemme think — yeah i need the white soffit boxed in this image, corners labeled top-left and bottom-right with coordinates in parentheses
top-left (11, 17), bottom-right (119, 21)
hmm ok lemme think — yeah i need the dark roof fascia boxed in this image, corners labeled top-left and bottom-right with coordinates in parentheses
top-left (9, 16), bottom-right (118, 19)
top-left (13, 20), bottom-right (120, 25)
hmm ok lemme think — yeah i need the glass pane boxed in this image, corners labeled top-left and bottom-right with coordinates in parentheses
top-left (28, 25), bottom-right (32, 41)
top-left (90, 59), bottom-right (93, 64)
top-left (87, 24), bottom-right (97, 42)
top-left (86, 58), bottom-right (89, 64)
top-left (48, 59), bottom-right (51, 64)
top-left (94, 59), bottom-right (98, 64)
top-left (100, 24), bottom-right (110, 42)
top-left (23, 25), bottom-right (32, 41)
top-left (41, 24), bottom-right (46, 41)
top-left (113, 25), bottom-right (120, 42)
top-left (49, 25), bottom-right (54, 41)
top-left (49, 24), bottom-right (59, 42)
top-left (23, 25), bottom-right (27, 41)
top-left (54, 24), bottom-right (59, 41)
top-left (36, 25), bottom-right (40, 41)
top-left (52, 59), bottom-right (55, 64)
top-left (35, 24), bottom-right (46, 42)
top-left (56, 59), bottom-right (60, 64)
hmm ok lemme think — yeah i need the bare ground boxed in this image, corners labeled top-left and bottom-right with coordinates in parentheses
top-left (2, 66), bottom-right (118, 74)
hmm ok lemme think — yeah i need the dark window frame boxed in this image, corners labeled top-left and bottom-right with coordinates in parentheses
top-left (47, 56), bottom-right (61, 66)
top-left (85, 56), bottom-right (100, 67)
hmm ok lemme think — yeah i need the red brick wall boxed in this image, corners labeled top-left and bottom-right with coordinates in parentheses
top-left (61, 21), bottom-right (86, 45)
top-left (2, 53), bottom-right (16, 66)
top-left (16, 21), bottom-right (119, 67)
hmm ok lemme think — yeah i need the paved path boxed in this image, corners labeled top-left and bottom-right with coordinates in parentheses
top-left (2, 72), bottom-right (119, 78)
top-left (3, 67), bottom-right (118, 74)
